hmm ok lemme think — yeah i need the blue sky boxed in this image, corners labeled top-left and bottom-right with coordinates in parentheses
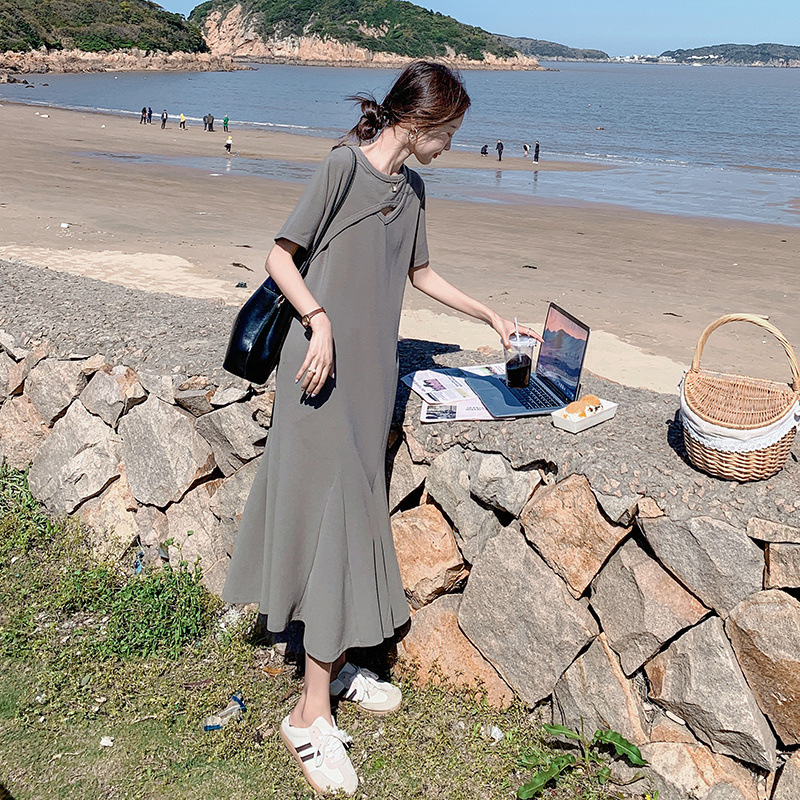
top-left (160, 0), bottom-right (799, 56)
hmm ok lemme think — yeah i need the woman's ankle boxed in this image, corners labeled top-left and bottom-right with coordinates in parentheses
top-left (289, 698), bottom-right (333, 729)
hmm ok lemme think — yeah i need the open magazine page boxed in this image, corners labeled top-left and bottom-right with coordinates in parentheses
top-left (401, 363), bottom-right (506, 405)
top-left (420, 399), bottom-right (494, 423)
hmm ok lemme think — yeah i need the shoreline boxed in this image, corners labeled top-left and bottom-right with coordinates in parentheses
top-left (2, 100), bottom-right (799, 393)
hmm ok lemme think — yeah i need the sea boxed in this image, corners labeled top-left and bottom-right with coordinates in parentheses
top-left (3, 61), bottom-right (800, 226)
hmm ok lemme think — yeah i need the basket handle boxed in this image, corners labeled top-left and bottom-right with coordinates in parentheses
top-left (690, 313), bottom-right (800, 392)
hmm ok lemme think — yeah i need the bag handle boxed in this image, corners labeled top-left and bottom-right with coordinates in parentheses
top-left (690, 313), bottom-right (800, 392)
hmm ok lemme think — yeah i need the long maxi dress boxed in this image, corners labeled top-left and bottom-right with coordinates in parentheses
top-left (221, 145), bottom-right (429, 663)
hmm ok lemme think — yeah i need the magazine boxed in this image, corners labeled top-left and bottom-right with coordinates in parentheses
top-left (420, 399), bottom-right (494, 423)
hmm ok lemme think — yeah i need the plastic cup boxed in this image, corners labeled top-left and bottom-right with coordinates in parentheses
top-left (504, 334), bottom-right (537, 388)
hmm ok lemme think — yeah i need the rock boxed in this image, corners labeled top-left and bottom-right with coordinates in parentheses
top-left (650, 712), bottom-right (699, 745)
top-left (79, 353), bottom-right (109, 376)
top-left (726, 590), bottom-right (800, 746)
top-left (25, 358), bottom-right (88, 425)
top-left (747, 516), bottom-right (800, 544)
top-left (459, 525), bottom-right (598, 705)
top-left (0, 394), bottom-right (50, 468)
top-left (387, 437), bottom-right (428, 513)
top-left (391, 504), bottom-right (467, 609)
top-left (210, 383), bottom-right (249, 407)
top-left (468, 452), bottom-right (540, 517)
top-left (78, 465), bottom-right (139, 561)
top-left (135, 367), bottom-right (179, 403)
top-left (553, 634), bottom-right (650, 745)
top-left (637, 496), bottom-right (665, 518)
top-left (594, 490), bottom-right (640, 525)
top-left (425, 446), bottom-right (503, 563)
top-left (209, 458), bottom-right (260, 557)
top-left (639, 515), bottom-right (763, 617)
top-left (175, 387), bottom-right (215, 416)
top-left (195, 402), bottom-right (265, 477)
top-left (765, 542), bottom-right (800, 588)
top-left (27, 401), bottom-right (121, 514)
top-left (520, 474), bottom-right (630, 598)
top-left (247, 389), bottom-right (274, 428)
top-left (135, 505), bottom-right (169, 564)
top-left (645, 616), bottom-right (776, 771)
top-left (0, 350), bottom-right (13, 402)
top-left (773, 751), bottom-right (800, 800)
top-left (80, 366), bottom-right (145, 426)
top-left (0, 329), bottom-right (28, 360)
top-left (590, 539), bottom-right (709, 675)
top-left (6, 342), bottom-right (48, 395)
top-left (118, 394), bottom-right (216, 507)
top-left (166, 478), bottom-right (226, 594)
top-left (397, 594), bottom-right (513, 708)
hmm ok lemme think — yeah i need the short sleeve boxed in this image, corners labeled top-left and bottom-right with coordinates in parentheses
top-left (412, 184), bottom-right (429, 268)
top-left (275, 148), bottom-right (349, 250)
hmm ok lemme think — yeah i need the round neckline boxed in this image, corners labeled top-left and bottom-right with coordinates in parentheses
top-left (352, 146), bottom-right (407, 185)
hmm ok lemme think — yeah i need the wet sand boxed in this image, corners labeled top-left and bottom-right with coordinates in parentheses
top-left (2, 101), bottom-right (799, 394)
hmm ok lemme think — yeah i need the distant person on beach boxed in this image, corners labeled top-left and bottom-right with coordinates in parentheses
top-left (534, 140), bottom-right (540, 163)
top-left (208, 114), bottom-right (215, 132)
top-left (225, 135), bottom-right (233, 153)
top-left (223, 114), bottom-right (229, 132)
top-left (160, 109), bottom-right (168, 129)
top-left (140, 106), bottom-right (146, 124)
top-left (480, 144), bottom-right (488, 157)
top-left (147, 107), bottom-right (152, 124)
top-left (221, 60), bottom-right (538, 798)
top-left (496, 139), bottom-right (504, 161)
top-left (203, 114), bottom-right (209, 131)
top-left (180, 113), bottom-right (186, 130)
top-left (523, 143), bottom-right (529, 157)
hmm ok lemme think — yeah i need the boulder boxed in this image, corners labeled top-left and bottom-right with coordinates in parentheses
top-left (726, 590), bottom-right (800, 746)
top-left (645, 616), bottom-right (776, 771)
top-left (247, 389), bottom-right (274, 428)
top-left (520, 474), bottom-right (630, 598)
top-left (118, 394), bottom-right (215, 507)
top-left (391, 504), bottom-right (467, 609)
top-left (459, 525), bottom-right (598, 705)
top-left (0, 394), bottom-right (50, 468)
top-left (210, 383), bottom-right (249, 407)
top-left (553, 634), bottom-right (650, 746)
top-left (174, 387), bottom-right (215, 416)
top-left (78, 465), bottom-right (139, 561)
top-left (590, 539), bottom-right (709, 675)
top-left (594, 491), bottom-right (640, 525)
top-left (639, 515), bottom-right (763, 617)
top-left (425, 446), bottom-right (503, 563)
top-left (79, 353), bottom-right (109, 376)
top-left (0, 350), bottom-right (13, 402)
top-left (773, 751), bottom-right (800, 800)
top-left (0, 329), bottom-right (29, 361)
top-left (25, 358), bottom-right (88, 425)
top-left (649, 712), bottom-right (700, 745)
top-left (397, 594), bottom-right (513, 708)
top-left (636, 496), bottom-right (665, 518)
top-left (6, 342), bottom-right (48, 396)
top-left (135, 367), bottom-right (179, 403)
top-left (80, 366), bottom-right (145, 426)
top-left (195, 402), bottom-right (265, 477)
top-left (209, 458), bottom-right (260, 557)
top-left (747, 516), bottom-right (800, 544)
top-left (27, 401), bottom-right (121, 514)
top-left (165, 478), bottom-right (226, 594)
top-left (387, 437), bottom-right (428, 513)
top-left (765, 542), bottom-right (800, 588)
top-left (468, 452), bottom-right (540, 517)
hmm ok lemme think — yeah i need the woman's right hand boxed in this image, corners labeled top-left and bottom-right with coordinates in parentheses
top-left (295, 313), bottom-right (334, 397)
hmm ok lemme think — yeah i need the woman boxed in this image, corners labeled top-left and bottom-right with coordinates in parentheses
top-left (222, 61), bottom-right (536, 795)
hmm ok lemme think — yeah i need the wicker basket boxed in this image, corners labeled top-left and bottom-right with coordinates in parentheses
top-left (681, 314), bottom-right (800, 481)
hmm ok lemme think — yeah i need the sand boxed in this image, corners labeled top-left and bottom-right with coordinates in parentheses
top-left (2, 100), bottom-right (799, 395)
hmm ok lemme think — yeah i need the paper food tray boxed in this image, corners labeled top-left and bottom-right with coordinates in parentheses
top-left (551, 400), bottom-right (618, 433)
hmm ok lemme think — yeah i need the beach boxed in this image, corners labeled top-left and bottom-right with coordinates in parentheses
top-left (2, 100), bottom-right (799, 394)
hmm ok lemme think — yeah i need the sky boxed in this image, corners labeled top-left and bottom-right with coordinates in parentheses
top-left (160, 0), bottom-right (800, 57)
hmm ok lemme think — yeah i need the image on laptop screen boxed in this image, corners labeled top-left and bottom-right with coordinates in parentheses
top-left (536, 305), bottom-right (590, 402)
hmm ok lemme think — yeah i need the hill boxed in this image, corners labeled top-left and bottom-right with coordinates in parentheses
top-left (189, 0), bottom-right (537, 66)
top-left (0, 0), bottom-right (207, 53)
top-left (660, 43), bottom-right (800, 66)
top-left (495, 35), bottom-right (608, 61)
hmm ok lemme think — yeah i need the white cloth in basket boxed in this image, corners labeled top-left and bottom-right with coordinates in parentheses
top-left (679, 375), bottom-right (800, 454)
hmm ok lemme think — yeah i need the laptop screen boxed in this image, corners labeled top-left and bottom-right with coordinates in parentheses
top-left (535, 304), bottom-right (590, 402)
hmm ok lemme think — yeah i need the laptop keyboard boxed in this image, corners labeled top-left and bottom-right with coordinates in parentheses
top-left (507, 380), bottom-right (557, 409)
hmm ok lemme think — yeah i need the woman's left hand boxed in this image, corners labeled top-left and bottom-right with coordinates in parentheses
top-left (491, 315), bottom-right (543, 348)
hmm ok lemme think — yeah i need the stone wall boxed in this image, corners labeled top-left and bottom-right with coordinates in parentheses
top-left (1, 263), bottom-right (799, 800)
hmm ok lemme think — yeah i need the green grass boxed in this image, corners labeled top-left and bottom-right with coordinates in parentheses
top-left (0, 463), bottom-right (646, 799)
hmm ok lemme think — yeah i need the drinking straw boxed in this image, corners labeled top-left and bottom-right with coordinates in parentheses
top-left (514, 316), bottom-right (520, 344)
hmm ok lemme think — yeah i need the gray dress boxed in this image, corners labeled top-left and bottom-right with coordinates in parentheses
top-left (221, 145), bottom-right (429, 662)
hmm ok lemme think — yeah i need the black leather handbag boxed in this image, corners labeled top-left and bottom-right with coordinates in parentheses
top-left (223, 148), bottom-right (357, 384)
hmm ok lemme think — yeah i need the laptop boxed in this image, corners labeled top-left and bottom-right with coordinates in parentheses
top-left (462, 303), bottom-right (590, 418)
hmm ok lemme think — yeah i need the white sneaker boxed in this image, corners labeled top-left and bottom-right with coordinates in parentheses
top-left (330, 662), bottom-right (402, 714)
top-left (280, 714), bottom-right (358, 796)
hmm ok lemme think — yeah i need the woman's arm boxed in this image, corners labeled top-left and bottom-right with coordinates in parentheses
top-left (266, 239), bottom-right (333, 397)
top-left (408, 263), bottom-right (541, 346)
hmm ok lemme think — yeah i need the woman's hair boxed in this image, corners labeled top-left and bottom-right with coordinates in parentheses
top-left (344, 61), bottom-right (471, 143)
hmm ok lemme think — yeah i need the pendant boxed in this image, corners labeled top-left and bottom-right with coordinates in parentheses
top-left (391, 182), bottom-right (399, 193)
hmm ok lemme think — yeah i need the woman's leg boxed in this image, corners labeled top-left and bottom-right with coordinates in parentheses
top-left (290, 651), bottom-right (344, 727)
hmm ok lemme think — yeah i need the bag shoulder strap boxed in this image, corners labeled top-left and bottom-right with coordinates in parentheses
top-left (297, 147), bottom-right (357, 278)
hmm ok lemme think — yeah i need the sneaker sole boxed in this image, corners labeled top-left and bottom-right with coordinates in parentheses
top-left (332, 694), bottom-right (402, 715)
top-left (280, 724), bottom-right (352, 796)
